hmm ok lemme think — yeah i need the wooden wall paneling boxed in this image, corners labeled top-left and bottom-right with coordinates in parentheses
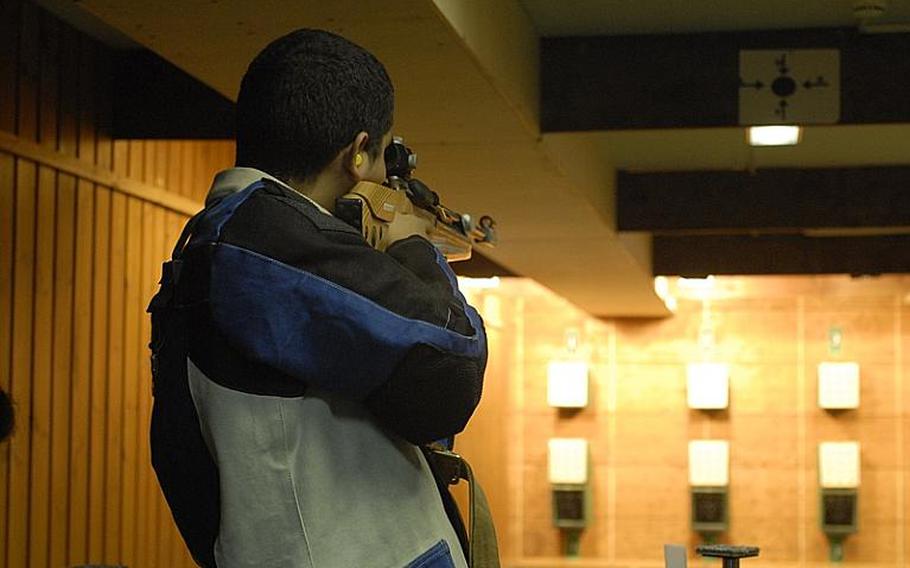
top-left (79, 26), bottom-right (100, 562)
top-left (142, 140), bottom-right (158, 187)
top-left (16, 0), bottom-right (38, 142)
top-left (49, 171), bottom-right (75, 568)
top-left (190, 141), bottom-right (204, 201)
top-left (157, 141), bottom-right (168, 187)
top-left (208, 143), bottom-right (221, 201)
top-left (211, 141), bottom-right (234, 201)
top-left (224, 141), bottom-right (234, 167)
top-left (143, 203), bottom-right (169, 566)
top-left (797, 295), bottom-right (810, 564)
top-left (455, 315), bottom-right (511, 553)
top-left (159, 141), bottom-right (172, 194)
top-left (141, 140), bottom-right (153, 185)
top-left (181, 141), bottom-right (196, 199)
top-left (158, 210), bottom-right (180, 566)
top-left (87, 185), bottom-right (111, 561)
top-left (28, 165), bottom-right (56, 568)
top-left (0, 0), bottom-right (20, 134)
top-left (197, 142), bottom-right (212, 197)
top-left (196, 141), bottom-right (211, 200)
top-left (104, 190), bottom-right (127, 561)
top-left (67, 176), bottom-right (92, 564)
top-left (57, 24), bottom-right (79, 159)
top-left (184, 140), bottom-right (232, 203)
top-left (154, 141), bottom-right (169, 195)
top-left (120, 196), bottom-right (143, 566)
top-left (138, 203), bottom-right (162, 567)
top-left (0, 129), bottom-right (203, 218)
top-left (77, 35), bottom-right (95, 164)
top-left (7, 158), bottom-right (36, 568)
top-left (190, 143), bottom-right (204, 201)
top-left (223, 142), bottom-right (235, 179)
top-left (72, 30), bottom-right (96, 562)
top-left (499, 277), bottom-right (910, 565)
top-left (128, 140), bottom-right (144, 182)
top-left (0, 4), bottom-right (228, 565)
top-left (112, 139), bottom-right (128, 178)
top-left (0, 152), bottom-right (14, 568)
top-left (37, 10), bottom-right (58, 150)
top-left (900, 297), bottom-right (908, 565)
top-left (165, 141), bottom-right (184, 196)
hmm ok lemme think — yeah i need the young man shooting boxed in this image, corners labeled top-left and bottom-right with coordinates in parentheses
top-left (149, 29), bottom-right (488, 568)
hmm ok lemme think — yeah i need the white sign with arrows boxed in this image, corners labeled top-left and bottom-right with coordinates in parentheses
top-left (739, 49), bottom-right (840, 125)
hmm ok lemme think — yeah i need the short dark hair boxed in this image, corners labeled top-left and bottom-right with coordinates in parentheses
top-left (235, 29), bottom-right (394, 182)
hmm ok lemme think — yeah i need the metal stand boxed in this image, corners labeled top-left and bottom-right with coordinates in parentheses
top-left (564, 528), bottom-right (582, 557)
top-left (696, 544), bottom-right (760, 568)
top-left (828, 536), bottom-right (845, 563)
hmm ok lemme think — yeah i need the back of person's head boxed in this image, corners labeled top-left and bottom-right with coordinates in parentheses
top-left (0, 388), bottom-right (13, 443)
top-left (235, 29), bottom-right (394, 183)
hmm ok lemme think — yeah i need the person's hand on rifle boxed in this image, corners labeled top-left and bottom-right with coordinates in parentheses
top-left (386, 211), bottom-right (433, 245)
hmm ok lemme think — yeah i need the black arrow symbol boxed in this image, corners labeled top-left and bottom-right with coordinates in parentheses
top-left (775, 54), bottom-right (790, 75)
top-left (775, 99), bottom-right (789, 120)
top-left (803, 76), bottom-right (830, 89)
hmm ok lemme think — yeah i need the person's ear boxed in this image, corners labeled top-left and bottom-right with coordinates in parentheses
top-left (344, 131), bottom-right (371, 181)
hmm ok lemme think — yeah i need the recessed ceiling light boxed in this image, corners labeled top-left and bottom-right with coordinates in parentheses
top-left (748, 125), bottom-right (802, 146)
top-left (679, 275), bottom-right (715, 292)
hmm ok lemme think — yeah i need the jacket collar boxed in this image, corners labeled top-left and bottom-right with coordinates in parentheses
top-left (205, 167), bottom-right (332, 216)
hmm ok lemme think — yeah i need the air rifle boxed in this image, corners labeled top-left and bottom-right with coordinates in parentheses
top-left (336, 137), bottom-right (496, 262)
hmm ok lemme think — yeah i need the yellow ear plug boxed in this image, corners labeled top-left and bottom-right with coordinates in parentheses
top-left (354, 153), bottom-right (364, 167)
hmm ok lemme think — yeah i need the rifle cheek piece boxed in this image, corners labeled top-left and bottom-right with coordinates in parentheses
top-left (338, 136), bottom-right (497, 261)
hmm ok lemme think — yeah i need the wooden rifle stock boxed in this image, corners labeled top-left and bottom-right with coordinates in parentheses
top-left (337, 180), bottom-right (496, 262)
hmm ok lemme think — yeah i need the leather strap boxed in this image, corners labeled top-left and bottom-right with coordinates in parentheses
top-left (425, 448), bottom-right (501, 568)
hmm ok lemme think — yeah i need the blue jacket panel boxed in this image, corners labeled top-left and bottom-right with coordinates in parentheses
top-left (185, 177), bottom-right (487, 442)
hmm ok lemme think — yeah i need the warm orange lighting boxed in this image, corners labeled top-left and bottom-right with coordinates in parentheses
top-left (653, 276), bottom-right (678, 312)
top-left (457, 276), bottom-right (501, 289)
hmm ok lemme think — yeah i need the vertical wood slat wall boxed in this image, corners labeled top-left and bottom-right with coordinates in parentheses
top-left (0, 1), bottom-right (235, 566)
top-left (464, 277), bottom-right (909, 568)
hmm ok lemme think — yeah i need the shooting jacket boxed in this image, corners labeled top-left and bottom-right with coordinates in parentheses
top-left (148, 168), bottom-right (487, 568)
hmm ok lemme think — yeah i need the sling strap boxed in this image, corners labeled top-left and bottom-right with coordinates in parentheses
top-left (424, 448), bottom-right (501, 568)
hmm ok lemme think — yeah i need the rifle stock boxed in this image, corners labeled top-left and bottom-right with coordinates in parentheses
top-left (337, 180), bottom-right (495, 262)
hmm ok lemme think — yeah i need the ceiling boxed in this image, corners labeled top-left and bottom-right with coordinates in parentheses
top-left (521, 0), bottom-right (910, 174)
top-left (520, 0), bottom-right (910, 36)
top-left (598, 123), bottom-right (910, 172)
top-left (50, 0), bottom-right (910, 317)
top-left (61, 0), bottom-right (672, 317)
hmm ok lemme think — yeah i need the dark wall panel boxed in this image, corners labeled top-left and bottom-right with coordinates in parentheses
top-left (542, 29), bottom-right (910, 131)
